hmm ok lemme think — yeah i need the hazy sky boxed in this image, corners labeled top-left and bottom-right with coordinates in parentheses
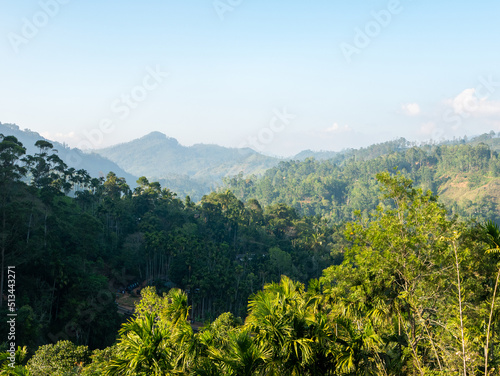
top-left (1, 1), bottom-right (500, 157)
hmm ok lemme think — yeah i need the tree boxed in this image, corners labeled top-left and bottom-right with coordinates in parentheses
top-left (245, 276), bottom-right (337, 375)
top-left (208, 329), bottom-right (269, 376)
top-left (0, 346), bottom-right (30, 375)
top-left (479, 220), bottom-right (500, 376)
top-left (23, 140), bottom-right (68, 194)
top-left (107, 287), bottom-right (194, 375)
top-left (322, 172), bottom-right (462, 374)
top-left (26, 340), bottom-right (90, 376)
top-left (105, 313), bottom-right (176, 376)
top-left (80, 346), bottom-right (118, 376)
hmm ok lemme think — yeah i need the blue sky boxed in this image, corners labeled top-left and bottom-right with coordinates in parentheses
top-left (1, 0), bottom-right (500, 157)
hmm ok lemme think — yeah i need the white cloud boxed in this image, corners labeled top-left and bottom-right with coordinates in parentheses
top-left (401, 103), bottom-right (421, 116)
top-left (324, 123), bottom-right (352, 133)
top-left (447, 88), bottom-right (500, 117)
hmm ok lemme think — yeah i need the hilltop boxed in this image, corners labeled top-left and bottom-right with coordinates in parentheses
top-left (0, 122), bottom-right (137, 185)
top-left (95, 131), bottom-right (281, 199)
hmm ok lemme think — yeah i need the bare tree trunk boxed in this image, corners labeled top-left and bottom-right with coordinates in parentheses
top-left (49, 277), bottom-right (56, 323)
top-left (453, 241), bottom-right (467, 376)
top-left (26, 210), bottom-right (32, 244)
top-left (44, 211), bottom-right (48, 248)
top-left (202, 297), bottom-right (205, 319)
top-left (485, 265), bottom-right (500, 376)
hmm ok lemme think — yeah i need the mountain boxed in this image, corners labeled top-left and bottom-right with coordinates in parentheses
top-left (293, 137), bottom-right (415, 163)
top-left (0, 122), bottom-right (138, 185)
top-left (6, 121), bottom-right (500, 203)
top-left (293, 149), bottom-right (340, 161)
top-left (95, 132), bottom-right (281, 199)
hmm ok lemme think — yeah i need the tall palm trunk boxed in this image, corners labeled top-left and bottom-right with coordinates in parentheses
top-left (485, 265), bottom-right (500, 376)
top-left (453, 241), bottom-right (467, 376)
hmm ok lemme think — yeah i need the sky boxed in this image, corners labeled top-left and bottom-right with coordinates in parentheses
top-left (1, 0), bottom-right (500, 157)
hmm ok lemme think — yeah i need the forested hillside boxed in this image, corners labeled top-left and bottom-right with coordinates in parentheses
top-left (225, 136), bottom-right (500, 224)
top-left (2, 133), bottom-right (500, 375)
top-left (4, 167), bottom-right (500, 375)
top-left (0, 134), bottom-right (339, 352)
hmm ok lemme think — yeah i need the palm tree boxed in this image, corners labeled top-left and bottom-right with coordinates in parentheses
top-left (190, 312), bottom-right (241, 376)
top-left (335, 318), bottom-right (386, 375)
top-left (245, 276), bottom-right (336, 375)
top-left (163, 288), bottom-right (190, 326)
top-left (107, 288), bottom-right (195, 375)
top-left (209, 330), bottom-right (269, 376)
top-left (0, 346), bottom-right (31, 376)
top-left (105, 312), bottom-right (176, 376)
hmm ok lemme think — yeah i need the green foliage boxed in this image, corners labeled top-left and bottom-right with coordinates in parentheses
top-left (225, 142), bottom-right (500, 224)
top-left (0, 137), bottom-right (341, 352)
top-left (245, 276), bottom-right (337, 375)
top-left (4, 131), bottom-right (500, 375)
top-left (105, 313), bottom-right (180, 376)
top-left (79, 346), bottom-right (118, 376)
top-left (321, 172), bottom-right (500, 374)
top-left (20, 170), bottom-right (500, 374)
top-left (0, 346), bottom-right (30, 375)
top-left (26, 341), bottom-right (90, 376)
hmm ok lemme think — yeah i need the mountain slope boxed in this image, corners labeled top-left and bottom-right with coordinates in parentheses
top-left (292, 137), bottom-right (414, 162)
top-left (0, 122), bottom-right (138, 185)
top-left (95, 132), bottom-right (280, 198)
top-left (225, 139), bottom-right (500, 224)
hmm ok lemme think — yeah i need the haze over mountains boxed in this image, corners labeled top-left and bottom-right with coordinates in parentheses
top-left (95, 131), bottom-right (281, 199)
top-left (4, 121), bottom-right (500, 202)
top-left (1, 123), bottom-right (283, 199)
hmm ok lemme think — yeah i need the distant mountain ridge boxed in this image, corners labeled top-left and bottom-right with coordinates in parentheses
top-left (0, 122), bottom-right (138, 185)
top-left (95, 131), bottom-right (281, 199)
top-left (96, 131), bottom-right (277, 178)
top-left (292, 133), bottom-right (500, 163)
top-left (93, 131), bottom-right (500, 200)
top-left (5, 121), bottom-right (500, 203)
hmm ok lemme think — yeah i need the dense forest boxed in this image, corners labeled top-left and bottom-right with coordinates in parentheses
top-left (1, 133), bottom-right (500, 375)
top-left (0, 135), bottom-right (339, 360)
top-left (224, 135), bottom-right (500, 224)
